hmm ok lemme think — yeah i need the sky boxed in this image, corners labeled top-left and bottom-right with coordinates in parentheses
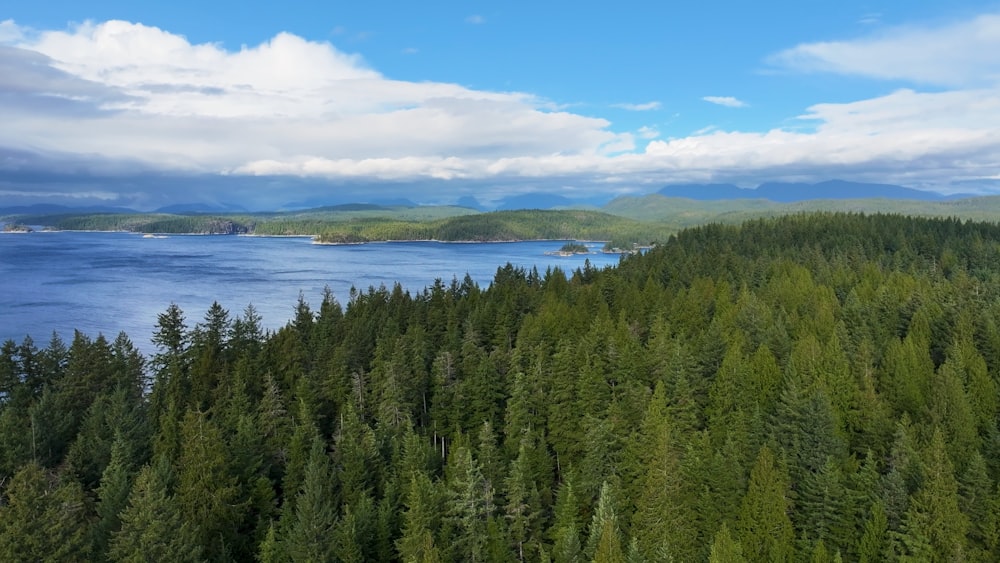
top-left (2, 1), bottom-right (1000, 210)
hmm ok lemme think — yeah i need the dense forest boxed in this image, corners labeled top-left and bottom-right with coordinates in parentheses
top-left (22, 194), bottom-right (1000, 247)
top-left (14, 209), bottom-right (671, 248)
top-left (3, 212), bottom-right (1000, 561)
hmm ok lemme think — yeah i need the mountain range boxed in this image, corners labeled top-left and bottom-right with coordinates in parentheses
top-left (656, 179), bottom-right (970, 202)
top-left (0, 180), bottom-right (980, 216)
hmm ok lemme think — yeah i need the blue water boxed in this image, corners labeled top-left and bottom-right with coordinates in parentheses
top-left (0, 231), bottom-right (620, 352)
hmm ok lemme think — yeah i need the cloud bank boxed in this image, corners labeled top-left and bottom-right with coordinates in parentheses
top-left (772, 13), bottom-right (1000, 87)
top-left (2, 16), bottom-right (1000, 208)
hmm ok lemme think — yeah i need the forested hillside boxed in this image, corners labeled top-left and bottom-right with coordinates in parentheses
top-left (604, 193), bottom-right (1000, 227)
top-left (3, 213), bottom-right (1000, 561)
top-left (18, 209), bottom-right (671, 247)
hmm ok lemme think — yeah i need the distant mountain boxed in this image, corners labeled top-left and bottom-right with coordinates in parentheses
top-left (655, 183), bottom-right (749, 200)
top-left (372, 198), bottom-right (417, 207)
top-left (497, 193), bottom-right (577, 210)
top-left (0, 203), bottom-right (139, 215)
top-left (281, 197), bottom-right (416, 210)
top-left (154, 202), bottom-right (248, 214)
top-left (456, 196), bottom-right (486, 211)
top-left (658, 180), bottom-right (965, 202)
top-left (307, 203), bottom-right (391, 212)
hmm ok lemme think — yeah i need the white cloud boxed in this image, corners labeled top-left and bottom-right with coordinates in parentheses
top-left (702, 96), bottom-right (748, 108)
top-left (771, 12), bottom-right (1000, 87)
top-left (401, 47), bottom-right (419, 55)
top-left (2, 17), bottom-right (1000, 203)
top-left (466, 15), bottom-right (485, 25)
top-left (613, 101), bottom-right (661, 111)
top-left (0, 19), bottom-right (24, 43)
top-left (637, 126), bottom-right (659, 140)
top-left (0, 20), bottom-right (622, 165)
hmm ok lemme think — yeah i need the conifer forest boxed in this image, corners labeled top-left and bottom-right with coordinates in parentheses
top-left (5, 212), bottom-right (1000, 562)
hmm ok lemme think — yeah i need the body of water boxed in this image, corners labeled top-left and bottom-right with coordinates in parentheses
top-left (0, 231), bottom-right (621, 352)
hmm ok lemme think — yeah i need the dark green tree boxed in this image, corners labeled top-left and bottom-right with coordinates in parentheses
top-left (110, 457), bottom-right (202, 562)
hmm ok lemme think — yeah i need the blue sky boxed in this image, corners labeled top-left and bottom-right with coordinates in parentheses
top-left (2, 1), bottom-right (1000, 209)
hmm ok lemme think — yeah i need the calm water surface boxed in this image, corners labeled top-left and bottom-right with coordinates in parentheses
top-left (0, 231), bottom-right (621, 352)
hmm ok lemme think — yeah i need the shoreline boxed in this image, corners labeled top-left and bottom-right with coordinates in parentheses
top-left (22, 228), bottom-right (632, 250)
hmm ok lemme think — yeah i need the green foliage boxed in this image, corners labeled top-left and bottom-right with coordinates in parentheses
top-left (709, 523), bottom-right (748, 563)
top-left (737, 445), bottom-right (795, 563)
top-left (110, 457), bottom-right (202, 562)
top-left (284, 433), bottom-right (338, 562)
top-left (24, 207), bottom-right (671, 247)
top-left (4, 212), bottom-right (1000, 561)
top-left (0, 463), bottom-right (93, 562)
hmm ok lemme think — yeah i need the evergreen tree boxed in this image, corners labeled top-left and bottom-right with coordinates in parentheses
top-left (175, 410), bottom-right (244, 560)
top-left (858, 502), bottom-right (888, 563)
top-left (93, 432), bottom-right (139, 559)
top-left (709, 523), bottom-right (748, 563)
top-left (332, 493), bottom-right (375, 563)
top-left (0, 463), bottom-right (93, 562)
top-left (550, 479), bottom-right (584, 563)
top-left (257, 521), bottom-right (287, 563)
top-left (629, 382), bottom-right (696, 561)
top-left (958, 451), bottom-right (999, 561)
top-left (737, 445), bottom-right (795, 563)
top-left (397, 471), bottom-right (443, 563)
top-left (506, 435), bottom-right (544, 561)
top-left (334, 402), bottom-right (380, 506)
top-left (444, 443), bottom-right (495, 562)
top-left (897, 428), bottom-right (968, 562)
top-left (284, 432), bottom-right (338, 562)
top-left (586, 482), bottom-right (624, 561)
top-left (110, 457), bottom-right (202, 562)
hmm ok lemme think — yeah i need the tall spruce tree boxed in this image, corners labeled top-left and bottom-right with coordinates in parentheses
top-left (110, 457), bottom-right (202, 562)
top-left (737, 445), bottom-right (795, 563)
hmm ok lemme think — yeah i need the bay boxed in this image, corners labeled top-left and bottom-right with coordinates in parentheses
top-left (0, 231), bottom-right (621, 353)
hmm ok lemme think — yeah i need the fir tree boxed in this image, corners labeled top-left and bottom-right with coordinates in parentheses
top-left (709, 523), bottom-right (748, 563)
top-left (110, 457), bottom-right (202, 562)
top-left (284, 432), bottom-right (338, 562)
top-left (737, 445), bottom-right (795, 563)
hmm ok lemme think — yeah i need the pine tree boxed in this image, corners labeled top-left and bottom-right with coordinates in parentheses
top-left (929, 358), bottom-right (979, 469)
top-left (709, 523), bottom-right (748, 563)
top-left (257, 521), bottom-right (287, 563)
top-left (110, 457), bottom-right (202, 562)
top-left (629, 383), bottom-right (696, 561)
top-left (506, 437), bottom-right (543, 561)
top-left (737, 445), bottom-right (795, 563)
top-left (586, 482), bottom-right (623, 561)
top-left (175, 409), bottom-right (245, 560)
top-left (857, 502), bottom-right (888, 563)
top-left (958, 451), bottom-right (999, 560)
top-left (795, 457), bottom-right (851, 556)
top-left (332, 493), bottom-right (375, 563)
top-left (897, 428), bottom-right (968, 562)
top-left (334, 403), bottom-right (380, 506)
top-left (397, 471), bottom-right (443, 562)
top-left (444, 443), bottom-right (495, 562)
top-left (550, 479), bottom-right (584, 563)
top-left (0, 463), bottom-right (93, 562)
top-left (93, 432), bottom-right (138, 559)
top-left (281, 431), bottom-right (336, 562)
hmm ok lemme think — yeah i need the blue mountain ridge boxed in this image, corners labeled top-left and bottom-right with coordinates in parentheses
top-left (657, 180), bottom-right (968, 202)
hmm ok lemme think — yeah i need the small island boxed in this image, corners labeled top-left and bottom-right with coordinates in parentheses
top-left (545, 242), bottom-right (591, 256)
top-left (312, 233), bottom-right (371, 245)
